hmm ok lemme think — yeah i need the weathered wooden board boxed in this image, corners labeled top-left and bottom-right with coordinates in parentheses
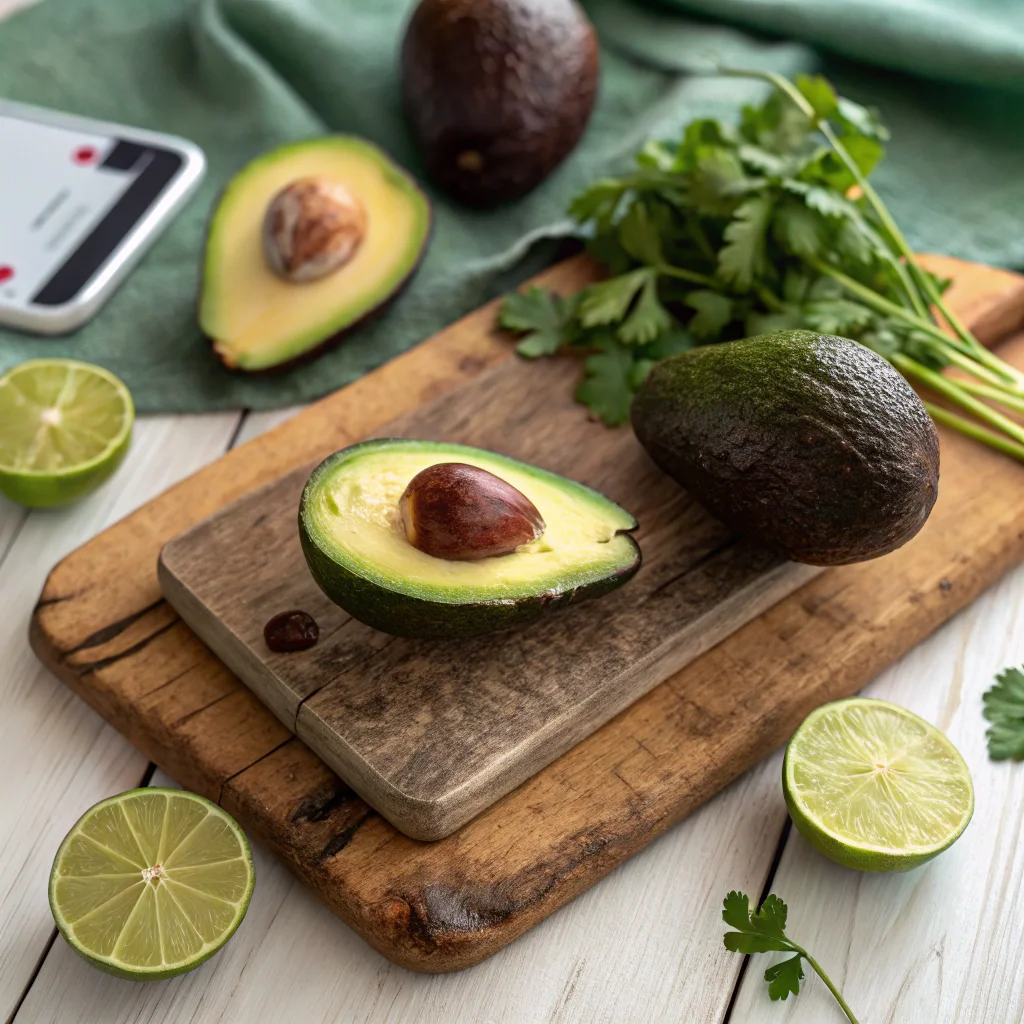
top-left (158, 354), bottom-right (819, 840)
top-left (29, 254), bottom-right (1024, 973)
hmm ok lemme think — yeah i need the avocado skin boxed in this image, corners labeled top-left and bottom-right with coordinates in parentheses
top-left (401, 0), bottom-right (599, 206)
top-left (631, 331), bottom-right (940, 566)
top-left (299, 524), bottom-right (640, 640)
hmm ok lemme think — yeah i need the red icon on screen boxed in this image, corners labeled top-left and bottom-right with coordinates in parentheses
top-left (73, 146), bottom-right (98, 165)
top-left (0, 266), bottom-right (14, 283)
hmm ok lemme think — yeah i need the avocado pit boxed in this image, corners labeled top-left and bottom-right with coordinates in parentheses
top-left (399, 462), bottom-right (545, 561)
top-left (263, 176), bottom-right (367, 283)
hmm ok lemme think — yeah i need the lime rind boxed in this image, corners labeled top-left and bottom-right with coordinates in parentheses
top-left (0, 359), bottom-right (134, 508)
top-left (49, 788), bottom-right (254, 980)
top-left (783, 698), bottom-right (974, 872)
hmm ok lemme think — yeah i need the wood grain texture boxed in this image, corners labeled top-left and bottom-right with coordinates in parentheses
top-left (159, 352), bottom-right (818, 840)
top-left (28, 254), bottom-right (1024, 973)
top-left (14, 761), bottom-right (787, 1024)
top-left (0, 412), bottom-right (242, 1022)
top-left (728, 527), bottom-right (1024, 1024)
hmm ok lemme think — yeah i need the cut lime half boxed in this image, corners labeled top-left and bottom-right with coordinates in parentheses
top-left (784, 698), bottom-right (974, 872)
top-left (0, 358), bottom-right (133, 507)
top-left (49, 788), bottom-right (254, 980)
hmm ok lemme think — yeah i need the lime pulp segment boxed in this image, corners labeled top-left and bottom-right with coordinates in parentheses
top-left (0, 359), bottom-right (133, 507)
top-left (784, 698), bottom-right (974, 872)
top-left (49, 789), bottom-right (254, 979)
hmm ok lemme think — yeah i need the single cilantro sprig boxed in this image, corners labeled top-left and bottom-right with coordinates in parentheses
top-left (723, 891), bottom-right (861, 1023)
top-left (983, 666), bottom-right (1024, 760)
top-left (499, 69), bottom-right (1024, 463)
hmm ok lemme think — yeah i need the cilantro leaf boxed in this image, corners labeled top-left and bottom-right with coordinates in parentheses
top-left (722, 891), bottom-right (859, 1021)
top-left (983, 666), bottom-right (1024, 760)
top-left (690, 148), bottom-right (747, 217)
top-left (835, 217), bottom-right (875, 265)
top-left (685, 289), bottom-right (733, 340)
top-left (579, 269), bottom-right (655, 329)
top-left (802, 298), bottom-right (875, 336)
top-left (499, 287), bottom-right (580, 358)
top-left (765, 954), bottom-right (805, 1001)
top-left (745, 308), bottom-right (804, 337)
top-left (722, 890), bottom-right (753, 931)
top-left (575, 333), bottom-right (637, 426)
top-left (837, 96), bottom-right (889, 142)
top-left (796, 74), bottom-right (838, 119)
top-left (803, 185), bottom-right (855, 219)
top-left (618, 275), bottom-right (672, 345)
top-left (718, 196), bottom-right (773, 292)
top-left (618, 203), bottom-right (665, 267)
top-left (722, 891), bottom-right (792, 954)
top-left (645, 327), bottom-right (695, 359)
top-left (774, 200), bottom-right (823, 258)
top-left (569, 178), bottom-right (627, 227)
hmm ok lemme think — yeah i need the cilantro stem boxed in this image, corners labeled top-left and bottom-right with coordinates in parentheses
top-left (924, 403), bottom-right (1024, 462)
top-left (658, 264), bottom-right (716, 287)
top-left (722, 65), bottom-right (1024, 388)
top-left (808, 260), bottom-right (956, 349)
top-left (808, 260), bottom-right (1024, 388)
top-left (938, 347), bottom-right (1024, 391)
top-left (891, 353), bottom-right (1024, 447)
top-left (796, 949), bottom-right (862, 1024)
top-left (955, 378), bottom-right (1024, 414)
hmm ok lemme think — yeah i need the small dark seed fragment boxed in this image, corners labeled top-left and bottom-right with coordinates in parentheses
top-left (265, 610), bottom-right (320, 652)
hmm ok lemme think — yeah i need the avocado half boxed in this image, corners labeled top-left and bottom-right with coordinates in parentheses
top-left (200, 137), bottom-right (431, 372)
top-left (631, 330), bottom-right (940, 566)
top-left (299, 439), bottom-right (641, 639)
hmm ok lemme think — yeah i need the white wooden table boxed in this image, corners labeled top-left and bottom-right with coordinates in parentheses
top-left (3, 4), bottom-right (1024, 1021)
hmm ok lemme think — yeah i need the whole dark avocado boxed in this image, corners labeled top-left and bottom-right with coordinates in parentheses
top-left (631, 331), bottom-right (940, 566)
top-left (400, 0), bottom-right (599, 206)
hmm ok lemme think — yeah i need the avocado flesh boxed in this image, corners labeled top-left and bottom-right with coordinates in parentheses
top-left (299, 439), bottom-right (640, 639)
top-left (631, 330), bottom-right (940, 566)
top-left (200, 137), bottom-right (430, 372)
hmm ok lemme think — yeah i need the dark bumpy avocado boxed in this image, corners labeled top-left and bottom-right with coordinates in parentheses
top-left (631, 331), bottom-right (940, 566)
top-left (299, 439), bottom-right (640, 639)
top-left (200, 137), bottom-right (431, 372)
top-left (400, 0), bottom-right (599, 206)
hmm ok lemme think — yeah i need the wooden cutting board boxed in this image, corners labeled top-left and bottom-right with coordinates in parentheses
top-left (29, 254), bottom-right (1024, 973)
top-left (157, 358), bottom-right (819, 841)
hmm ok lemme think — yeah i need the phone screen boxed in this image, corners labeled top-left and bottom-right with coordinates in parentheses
top-left (0, 112), bottom-right (184, 311)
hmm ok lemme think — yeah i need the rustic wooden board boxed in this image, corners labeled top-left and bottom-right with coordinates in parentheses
top-left (158, 355), bottom-right (819, 840)
top-left (28, 254), bottom-right (1024, 974)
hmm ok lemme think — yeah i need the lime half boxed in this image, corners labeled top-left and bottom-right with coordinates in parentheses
top-left (49, 788), bottom-right (254, 980)
top-left (784, 698), bottom-right (974, 872)
top-left (0, 358), bottom-right (133, 507)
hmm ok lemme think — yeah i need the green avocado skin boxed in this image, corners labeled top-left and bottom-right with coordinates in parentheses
top-left (631, 330), bottom-right (940, 566)
top-left (299, 526), bottom-right (639, 640)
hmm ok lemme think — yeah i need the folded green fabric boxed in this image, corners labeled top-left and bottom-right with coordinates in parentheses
top-left (0, 0), bottom-right (1022, 413)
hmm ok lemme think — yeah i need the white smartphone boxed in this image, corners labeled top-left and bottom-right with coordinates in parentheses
top-left (0, 100), bottom-right (205, 335)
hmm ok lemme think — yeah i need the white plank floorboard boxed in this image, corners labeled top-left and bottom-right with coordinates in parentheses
top-left (16, 756), bottom-right (787, 1024)
top-left (0, 495), bottom-right (27, 567)
top-left (728, 562), bottom-right (1024, 1024)
top-left (0, 413), bottom-right (240, 1020)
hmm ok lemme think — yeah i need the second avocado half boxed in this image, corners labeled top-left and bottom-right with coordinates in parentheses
top-left (631, 330), bottom-right (940, 566)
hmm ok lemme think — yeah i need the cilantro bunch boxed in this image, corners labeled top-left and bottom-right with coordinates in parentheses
top-left (500, 69), bottom-right (1024, 462)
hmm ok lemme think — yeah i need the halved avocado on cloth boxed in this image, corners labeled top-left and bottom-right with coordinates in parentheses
top-left (299, 439), bottom-right (641, 639)
top-left (200, 137), bottom-right (431, 372)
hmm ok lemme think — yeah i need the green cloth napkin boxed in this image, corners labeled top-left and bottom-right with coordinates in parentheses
top-left (1, 0), bottom-right (1023, 413)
